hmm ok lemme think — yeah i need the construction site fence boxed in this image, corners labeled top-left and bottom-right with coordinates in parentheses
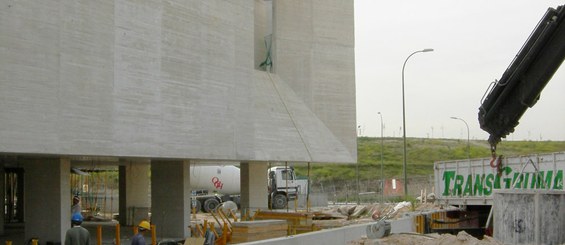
top-left (309, 175), bottom-right (434, 203)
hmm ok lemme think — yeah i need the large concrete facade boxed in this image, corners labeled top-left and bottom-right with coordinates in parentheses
top-left (0, 0), bottom-right (356, 242)
top-left (0, 0), bottom-right (356, 162)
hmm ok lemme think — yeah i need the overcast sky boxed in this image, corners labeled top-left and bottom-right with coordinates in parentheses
top-left (355, 0), bottom-right (565, 141)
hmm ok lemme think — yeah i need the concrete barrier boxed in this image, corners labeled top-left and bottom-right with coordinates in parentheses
top-left (390, 216), bottom-right (414, 234)
top-left (493, 190), bottom-right (565, 245)
top-left (238, 216), bottom-right (414, 245)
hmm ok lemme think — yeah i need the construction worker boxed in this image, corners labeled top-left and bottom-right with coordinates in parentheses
top-left (65, 213), bottom-right (91, 245)
top-left (71, 195), bottom-right (81, 214)
top-left (131, 220), bottom-right (151, 245)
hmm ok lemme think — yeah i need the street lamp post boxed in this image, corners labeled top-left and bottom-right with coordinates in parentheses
top-left (451, 116), bottom-right (470, 159)
top-left (377, 112), bottom-right (384, 202)
top-left (357, 125), bottom-right (361, 204)
top-left (402, 48), bottom-right (433, 196)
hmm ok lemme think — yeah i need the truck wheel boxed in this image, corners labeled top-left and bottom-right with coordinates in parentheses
top-left (272, 194), bottom-right (287, 209)
top-left (203, 198), bottom-right (220, 213)
top-left (191, 199), bottom-right (201, 213)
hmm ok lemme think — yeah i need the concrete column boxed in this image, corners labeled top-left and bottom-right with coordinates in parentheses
top-left (240, 162), bottom-right (268, 216)
top-left (119, 160), bottom-right (150, 226)
top-left (0, 162), bottom-right (4, 236)
top-left (24, 157), bottom-right (70, 243)
top-left (151, 160), bottom-right (191, 239)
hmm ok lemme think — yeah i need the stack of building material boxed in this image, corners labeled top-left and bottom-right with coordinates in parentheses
top-left (231, 220), bottom-right (288, 243)
top-left (253, 210), bottom-right (318, 234)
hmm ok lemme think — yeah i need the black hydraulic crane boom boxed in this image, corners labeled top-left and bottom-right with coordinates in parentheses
top-left (478, 5), bottom-right (565, 148)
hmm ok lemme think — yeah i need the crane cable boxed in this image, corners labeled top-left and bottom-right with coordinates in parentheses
top-left (266, 71), bottom-right (314, 162)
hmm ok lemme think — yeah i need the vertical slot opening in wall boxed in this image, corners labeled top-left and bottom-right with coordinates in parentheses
top-left (254, 0), bottom-right (273, 72)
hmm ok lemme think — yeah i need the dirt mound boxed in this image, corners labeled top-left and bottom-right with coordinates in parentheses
top-left (350, 231), bottom-right (503, 245)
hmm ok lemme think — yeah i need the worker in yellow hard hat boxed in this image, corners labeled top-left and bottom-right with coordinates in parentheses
top-left (132, 220), bottom-right (151, 245)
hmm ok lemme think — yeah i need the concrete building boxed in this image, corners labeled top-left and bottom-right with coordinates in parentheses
top-left (0, 0), bottom-right (355, 242)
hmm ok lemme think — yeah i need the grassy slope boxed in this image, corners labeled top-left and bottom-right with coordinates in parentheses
top-left (296, 137), bottom-right (565, 182)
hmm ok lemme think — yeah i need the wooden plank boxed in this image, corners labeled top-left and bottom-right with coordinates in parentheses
top-left (254, 211), bottom-right (313, 226)
top-left (231, 231), bottom-right (287, 243)
top-left (256, 211), bottom-right (312, 218)
top-left (184, 238), bottom-right (205, 245)
top-left (232, 231), bottom-right (287, 239)
top-left (293, 224), bottom-right (320, 234)
top-left (231, 219), bottom-right (290, 243)
top-left (232, 219), bottom-right (287, 227)
top-left (232, 224), bottom-right (288, 233)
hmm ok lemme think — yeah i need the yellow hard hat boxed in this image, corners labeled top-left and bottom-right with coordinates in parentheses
top-left (138, 220), bottom-right (151, 231)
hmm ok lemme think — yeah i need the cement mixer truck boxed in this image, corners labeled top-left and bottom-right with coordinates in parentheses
top-left (190, 165), bottom-right (307, 212)
top-left (190, 165), bottom-right (241, 213)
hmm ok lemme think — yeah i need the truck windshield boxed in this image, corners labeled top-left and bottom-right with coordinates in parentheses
top-left (281, 170), bottom-right (294, 180)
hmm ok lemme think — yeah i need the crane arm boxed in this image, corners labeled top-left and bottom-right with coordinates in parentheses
top-left (478, 5), bottom-right (565, 147)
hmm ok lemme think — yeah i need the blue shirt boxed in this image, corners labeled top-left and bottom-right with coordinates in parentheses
top-left (131, 232), bottom-right (146, 245)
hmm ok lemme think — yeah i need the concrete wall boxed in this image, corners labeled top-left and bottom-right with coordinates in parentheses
top-left (273, 0), bottom-right (357, 161)
top-left (493, 190), bottom-right (565, 245)
top-left (0, 0), bottom-right (356, 164)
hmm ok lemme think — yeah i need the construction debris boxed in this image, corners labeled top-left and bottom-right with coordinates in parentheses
top-left (337, 205), bottom-right (369, 220)
top-left (311, 202), bottom-right (443, 229)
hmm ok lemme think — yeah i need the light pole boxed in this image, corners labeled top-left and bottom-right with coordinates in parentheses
top-left (356, 160), bottom-right (360, 205)
top-left (402, 48), bottom-right (433, 196)
top-left (451, 116), bottom-right (470, 159)
top-left (377, 112), bottom-right (384, 201)
top-left (356, 127), bottom-right (360, 204)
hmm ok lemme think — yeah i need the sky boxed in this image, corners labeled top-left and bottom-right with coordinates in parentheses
top-left (355, 0), bottom-right (565, 141)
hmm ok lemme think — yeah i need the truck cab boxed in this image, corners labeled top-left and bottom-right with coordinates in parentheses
top-left (268, 166), bottom-right (307, 209)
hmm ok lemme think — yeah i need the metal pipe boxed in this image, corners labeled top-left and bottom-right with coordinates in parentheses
top-left (115, 223), bottom-right (121, 245)
top-left (151, 224), bottom-right (157, 245)
top-left (97, 225), bottom-right (102, 245)
top-left (285, 161), bottom-right (288, 212)
top-left (378, 112), bottom-right (384, 202)
top-left (307, 162), bottom-right (311, 212)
